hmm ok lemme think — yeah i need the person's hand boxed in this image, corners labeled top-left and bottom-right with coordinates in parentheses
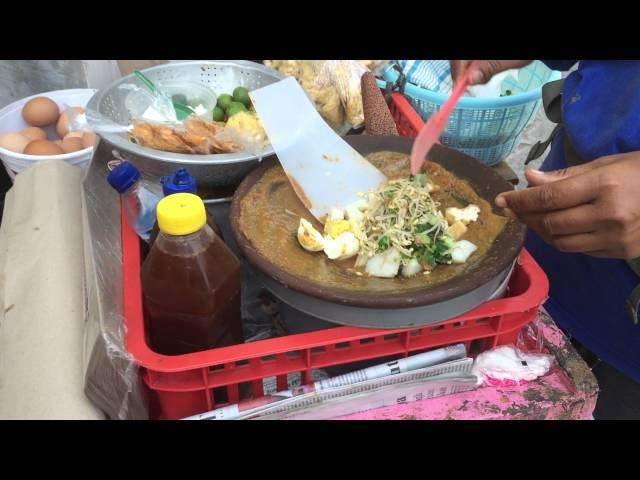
top-left (495, 152), bottom-right (640, 259)
top-left (450, 60), bottom-right (533, 85)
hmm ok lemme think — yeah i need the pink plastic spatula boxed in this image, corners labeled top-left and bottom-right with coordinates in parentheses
top-left (410, 60), bottom-right (481, 175)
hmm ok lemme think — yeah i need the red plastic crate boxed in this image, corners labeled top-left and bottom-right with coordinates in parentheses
top-left (122, 93), bottom-right (548, 420)
top-left (122, 218), bottom-right (548, 420)
top-left (387, 92), bottom-right (425, 138)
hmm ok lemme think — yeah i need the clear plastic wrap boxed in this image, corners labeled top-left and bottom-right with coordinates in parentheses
top-left (299, 61), bottom-right (347, 133)
top-left (124, 108), bottom-right (273, 155)
top-left (321, 60), bottom-right (368, 128)
top-left (81, 144), bottom-right (150, 419)
top-left (64, 104), bottom-right (90, 132)
top-left (128, 116), bottom-right (243, 155)
top-left (516, 314), bottom-right (546, 353)
top-left (264, 60), bottom-right (301, 79)
top-left (471, 345), bottom-right (554, 387)
top-left (264, 60), bottom-right (389, 133)
top-left (83, 314), bottom-right (148, 420)
top-left (122, 81), bottom-right (178, 123)
top-left (470, 307), bottom-right (553, 387)
top-left (359, 60), bottom-right (390, 76)
top-left (58, 105), bottom-right (99, 149)
top-left (218, 111), bottom-right (270, 158)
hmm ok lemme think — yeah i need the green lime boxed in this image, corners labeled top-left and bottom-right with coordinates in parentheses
top-left (233, 86), bottom-right (251, 107)
top-left (217, 94), bottom-right (233, 111)
top-left (212, 106), bottom-right (225, 122)
top-left (227, 101), bottom-right (247, 117)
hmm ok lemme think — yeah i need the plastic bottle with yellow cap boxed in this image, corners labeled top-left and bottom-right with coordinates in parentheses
top-left (148, 168), bottom-right (223, 247)
top-left (141, 193), bottom-right (243, 356)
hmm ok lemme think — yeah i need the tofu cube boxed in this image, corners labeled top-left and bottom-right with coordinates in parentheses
top-left (447, 221), bottom-right (468, 240)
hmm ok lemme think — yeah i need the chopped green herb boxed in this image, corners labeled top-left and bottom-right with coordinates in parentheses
top-left (377, 236), bottom-right (391, 252)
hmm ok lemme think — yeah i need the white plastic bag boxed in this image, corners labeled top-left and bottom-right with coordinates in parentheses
top-left (472, 345), bottom-right (554, 387)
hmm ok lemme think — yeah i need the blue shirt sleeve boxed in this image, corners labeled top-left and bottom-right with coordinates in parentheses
top-left (542, 60), bottom-right (577, 71)
top-left (560, 61), bottom-right (640, 161)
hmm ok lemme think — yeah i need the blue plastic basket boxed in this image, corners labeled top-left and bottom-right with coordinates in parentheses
top-left (382, 61), bottom-right (561, 166)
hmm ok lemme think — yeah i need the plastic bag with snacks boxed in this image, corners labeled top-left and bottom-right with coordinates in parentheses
top-left (264, 60), bottom-right (302, 79)
top-left (217, 111), bottom-right (270, 158)
top-left (265, 60), bottom-right (341, 130)
top-left (298, 61), bottom-right (347, 133)
top-left (358, 60), bottom-right (389, 75)
top-left (317, 60), bottom-right (368, 128)
top-left (264, 60), bottom-right (389, 133)
top-left (128, 116), bottom-right (246, 155)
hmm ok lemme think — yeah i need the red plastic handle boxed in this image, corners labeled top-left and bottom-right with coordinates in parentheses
top-left (410, 60), bottom-right (481, 175)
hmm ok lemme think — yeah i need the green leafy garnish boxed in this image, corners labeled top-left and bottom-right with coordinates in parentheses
top-left (356, 175), bottom-right (454, 269)
top-left (377, 236), bottom-right (391, 252)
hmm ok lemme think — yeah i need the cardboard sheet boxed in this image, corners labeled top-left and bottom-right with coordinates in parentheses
top-left (0, 160), bottom-right (105, 419)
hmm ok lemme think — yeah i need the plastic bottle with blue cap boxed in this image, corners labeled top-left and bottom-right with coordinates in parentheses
top-left (161, 168), bottom-right (198, 196)
top-left (107, 161), bottom-right (161, 243)
top-left (148, 168), bottom-right (222, 245)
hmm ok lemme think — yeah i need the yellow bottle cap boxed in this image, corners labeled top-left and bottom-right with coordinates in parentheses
top-left (156, 193), bottom-right (206, 236)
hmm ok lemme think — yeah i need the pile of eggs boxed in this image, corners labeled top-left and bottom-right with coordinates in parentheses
top-left (0, 96), bottom-right (97, 156)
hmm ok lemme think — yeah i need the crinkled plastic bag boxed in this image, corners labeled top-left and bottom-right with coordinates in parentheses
top-left (321, 60), bottom-right (368, 128)
top-left (121, 80), bottom-right (178, 123)
top-left (134, 118), bottom-right (210, 154)
top-left (215, 124), bottom-right (269, 160)
top-left (83, 313), bottom-right (148, 420)
top-left (516, 314), bottom-right (546, 354)
top-left (81, 171), bottom-right (149, 419)
top-left (358, 60), bottom-right (389, 76)
top-left (300, 61), bottom-right (348, 133)
top-left (265, 60), bottom-right (390, 133)
top-left (472, 345), bottom-right (554, 387)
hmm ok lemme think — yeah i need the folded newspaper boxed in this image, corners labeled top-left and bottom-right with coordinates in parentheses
top-left (185, 352), bottom-right (477, 420)
top-left (244, 359), bottom-right (476, 420)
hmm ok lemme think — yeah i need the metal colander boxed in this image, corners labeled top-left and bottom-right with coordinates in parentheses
top-left (87, 61), bottom-right (285, 193)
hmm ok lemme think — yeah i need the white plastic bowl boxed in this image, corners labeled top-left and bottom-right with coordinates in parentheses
top-left (0, 89), bottom-right (98, 181)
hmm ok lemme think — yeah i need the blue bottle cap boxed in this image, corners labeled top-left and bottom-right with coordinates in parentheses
top-left (107, 161), bottom-right (141, 193)
top-left (161, 168), bottom-right (197, 196)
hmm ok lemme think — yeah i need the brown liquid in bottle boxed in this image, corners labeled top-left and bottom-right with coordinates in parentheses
top-left (148, 215), bottom-right (222, 247)
top-left (141, 224), bottom-right (243, 355)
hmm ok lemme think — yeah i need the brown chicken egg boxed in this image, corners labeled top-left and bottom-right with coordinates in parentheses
top-left (56, 107), bottom-right (85, 138)
top-left (81, 131), bottom-right (97, 149)
top-left (24, 140), bottom-right (65, 156)
top-left (22, 97), bottom-right (60, 127)
top-left (61, 137), bottom-right (84, 153)
top-left (0, 133), bottom-right (31, 153)
top-left (20, 126), bottom-right (48, 141)
top-left (64, 131), bottom-right (84, 140)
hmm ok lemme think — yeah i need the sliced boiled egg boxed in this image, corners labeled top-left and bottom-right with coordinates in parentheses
top-left (344, 199), bottom-right (369, 228)
top-left (297, 218), bottom-right (325, 252)
top-left (323, 231), bottom-right (360, 261)
top-left (328, 208), bottom-right (345, 222)
top-left (325, 219), bottom-right (352, 239)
